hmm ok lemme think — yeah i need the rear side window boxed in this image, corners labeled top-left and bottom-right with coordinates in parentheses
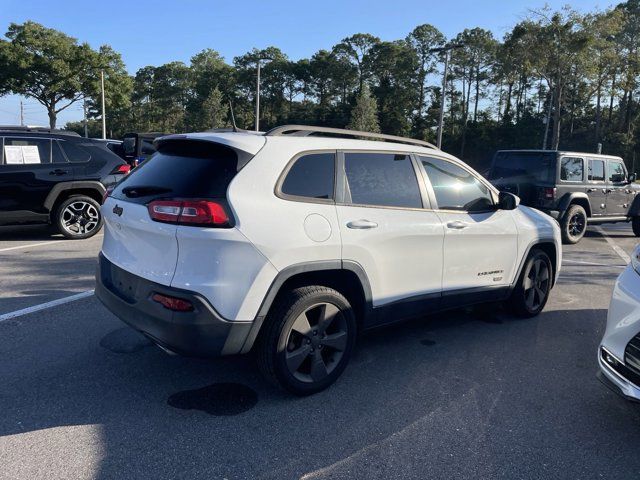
top-left (421, 156), bottom-right (494, 212)
top-left (588, 159), bottom-right (605, 182)
top-left (560, 157), bottom-right (583, 181)
top-left (112, 140), bottom-right (238, 204)
top-left (344, 152), bottom-right (422, 208)
top-left (281, 153), bottom-right (335, 200)
top-left (60, 141), bottom-right (91, 163)
top-left (3, 137), bottom-right (51, 164)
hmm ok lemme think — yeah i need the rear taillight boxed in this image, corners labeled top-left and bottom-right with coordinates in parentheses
top-left (152, 293), bottom-right (194, 312)
top-left (543, 187), bottom-right (556, 200)
top-left (147, 199), bottom-right (230, 227)
top-left (102, 185), bottom-right (114, 204)
top-left (111, 164), bottom-right (131, 175)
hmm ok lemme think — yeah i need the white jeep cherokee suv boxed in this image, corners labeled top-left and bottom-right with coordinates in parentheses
top-left (96, 125), bottom-right (562, 395)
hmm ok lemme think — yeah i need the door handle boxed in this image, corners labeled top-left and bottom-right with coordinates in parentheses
top-left (346, 219), bottom-right (378, 229)
top-left (49, 169), bottom-right (69, 176)
top-left (446, 220), bottom-right (468, 230)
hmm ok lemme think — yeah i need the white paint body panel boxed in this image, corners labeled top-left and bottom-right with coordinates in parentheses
top-left (436, 210), bottom-right (518, 290)
top-left (101, 197), bottom-right (179, 286)
top-left (599, 264), bottom-right (640, 400)
top-left (337, 205), bottom-right (444, 305)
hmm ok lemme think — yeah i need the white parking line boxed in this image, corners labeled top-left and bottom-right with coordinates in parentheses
top-left (0, 290), bottom-right (94, 323)
top-left (0, 240), bottom-right (64, 253)
top-left (594, 226), bottom-right (631, 263)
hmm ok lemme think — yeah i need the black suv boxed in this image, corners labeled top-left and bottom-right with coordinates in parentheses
top-left (0, 127), bottom-right (130, 239)
top-left (487, 150), bottom-right (640, 243)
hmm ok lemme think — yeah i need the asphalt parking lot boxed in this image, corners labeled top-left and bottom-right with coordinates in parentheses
top-left (1, 224), bottom-right (639, 480)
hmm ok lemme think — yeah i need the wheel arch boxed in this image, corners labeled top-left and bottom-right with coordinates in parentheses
top-left (239, 260), bottom-right (373, 353)
top-left (558, 192), bottom-right (591, 218)
top-left (512, 240), bottom-right (558, 289)
top-left (44, 181), bottom-right (106, 217)
top-left (628, 194), bottom-right (640, 217)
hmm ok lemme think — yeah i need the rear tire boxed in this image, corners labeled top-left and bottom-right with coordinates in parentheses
top-left (509, 249), bottom-right (553, 318)
top-left (561, 204), bottom-right (587, 244)
top-left (54, 195), bottom-right (103, 239)
top-left (633, 217), bottom-right (640, 237)
top-left (257, 286), bottom-right (357, 396)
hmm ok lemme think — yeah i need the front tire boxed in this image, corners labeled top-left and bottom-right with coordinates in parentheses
top-left (257, 286), bottom-right (357, 396)
top-left (632, 217), bottom-right (640, 237)
top-left (561, 204), bottom-right (587, 244)
top-left (54, 195), bottom-right (103, 239)
top-left (509, 249), bottom-right (553, 318)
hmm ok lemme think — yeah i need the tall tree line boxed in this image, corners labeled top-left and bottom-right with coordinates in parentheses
top-left (3, 1), bottom-right (640, 170)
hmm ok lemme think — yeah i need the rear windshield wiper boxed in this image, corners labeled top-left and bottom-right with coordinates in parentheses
top-left (121, 185), bottom-right (173, 198)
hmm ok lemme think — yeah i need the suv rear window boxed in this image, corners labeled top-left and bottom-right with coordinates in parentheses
top-left (112, 140), bottom-right (238, 204)
top-left (488, 152), bottom-right (556, 183)
top-left (281, 153), bottom-right (335, 200)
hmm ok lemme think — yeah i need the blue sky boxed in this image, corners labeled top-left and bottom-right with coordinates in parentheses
top-left (0, 0), bottom-right (610, 127)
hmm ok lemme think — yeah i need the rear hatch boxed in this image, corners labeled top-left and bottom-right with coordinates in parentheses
top-left (101, 139), bottom-right (243, 286)
top-left (487, 151), bottom-right (557, 207)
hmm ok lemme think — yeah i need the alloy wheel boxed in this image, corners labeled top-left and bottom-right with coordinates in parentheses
top-left (61, 201), bottom-right (100, 236)
top-left (523, 258), bottom-right (550, 311)
top-left (568, 212), bottom-right (586, 238)
top-left (284, 302), bottom-right (349, 383)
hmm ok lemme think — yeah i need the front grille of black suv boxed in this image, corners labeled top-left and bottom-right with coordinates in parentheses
top-left (625, 334), bottom-right (640, 378)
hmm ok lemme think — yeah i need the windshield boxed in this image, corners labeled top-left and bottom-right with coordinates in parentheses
top-left (488, 152), bottom-right (556, 183)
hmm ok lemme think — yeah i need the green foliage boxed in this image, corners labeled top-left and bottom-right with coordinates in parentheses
top-left (8, 3), bottom-right (640, 172)
top-left (348, 85), bottom-right (380, 133)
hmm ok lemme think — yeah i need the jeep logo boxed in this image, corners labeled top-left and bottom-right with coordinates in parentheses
top-left (112, 204), bottom-right (123, 217)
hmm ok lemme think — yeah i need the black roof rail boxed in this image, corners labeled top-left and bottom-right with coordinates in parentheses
top-left (0, 125), bottom-right (81, 136)
top-left (264, 124), bottom-right (438, 150)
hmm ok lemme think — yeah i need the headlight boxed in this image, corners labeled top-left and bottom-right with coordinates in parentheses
top-left (632, 245), bottom-right (640, 275)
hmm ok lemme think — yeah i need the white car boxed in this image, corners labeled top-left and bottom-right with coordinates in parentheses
top-left (599, 245), bottom-right (640, 401)
top-left (96, 125), bottom-right (562, 395)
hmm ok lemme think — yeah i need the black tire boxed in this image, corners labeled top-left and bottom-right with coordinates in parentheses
top-left (257, 286), bottom-right (357, 396)
top-left (54, 195), bottom-right (103, 239)
top-left (509, 249), bottom-right (553, 318)
top-left (561, 204), bottom-right (588, 244)
top-left (633, 217), bottom-right (640, 237)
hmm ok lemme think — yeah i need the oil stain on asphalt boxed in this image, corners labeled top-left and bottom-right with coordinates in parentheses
top-left (168, 383), bottom-right (258, 416)
top-left (100, 327), bottom-right (153, 353)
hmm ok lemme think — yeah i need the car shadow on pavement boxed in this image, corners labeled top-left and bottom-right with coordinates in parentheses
top-left (0, 225), bottom-right (63, 241)
top-left (2, 298), bottom-right (640, 479)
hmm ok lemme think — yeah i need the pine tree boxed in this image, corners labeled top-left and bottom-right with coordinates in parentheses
top-left (202, 88), bottom-right (228, 129)
top-left (347, 85), bottom-right (380, 133)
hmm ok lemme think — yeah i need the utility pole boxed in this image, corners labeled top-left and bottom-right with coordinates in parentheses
top-left (542, 90), bottom-right (553, 150)
top-left (255, 61), bottom-right (261, 131)
top-left (100, 70), bottom-right (106, 139)
top-left (254, 55), bottom-right (273, 131)
top-left (83, 98), bottom-right (88, 138)
top-left (20, 100), bottom-right (24, 127)
top-left (430, 44), bottom-right (464, 149)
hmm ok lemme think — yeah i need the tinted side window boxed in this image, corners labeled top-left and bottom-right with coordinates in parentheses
top-left (588, 159), bottom-right (605, 182)
top-left (60, 141), bottom-right (91, 163)
top-left (420, 156), bottom-right (494, 212)
top-left (52, 141), bottom-right (68, 164)
top-left (281, 153), bottom-right (335, 200)
top-left (344, 153), bottom-right (422, 208)
top-left (4, 137), bottom-right (51, 164)
top-left (560, 157), bottom-right (583, 181)
top-left (608, 161), bottom-right (626, 183)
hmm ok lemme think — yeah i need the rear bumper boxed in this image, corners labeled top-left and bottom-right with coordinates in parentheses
top-left (95, 253), bottom-right (252, 357)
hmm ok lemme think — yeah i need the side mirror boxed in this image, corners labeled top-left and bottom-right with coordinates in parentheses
top-left (498, 191), bottom-right (520, 210)
top-left (629, 173), bottom-right (637, 183)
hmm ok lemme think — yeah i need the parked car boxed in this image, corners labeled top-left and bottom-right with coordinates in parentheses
top-left (598, 244), bottom-right (640, 402)
top-left (0, 126), bottom-right (130, 239)
top-left (121, 132), bottom-right (165, 167)
top-left (487, 150), bottom-right (640, 244)
top-left (96, 125), bottom-right (562, 395)
top-left (92, 138), bottom-right (125, 159)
